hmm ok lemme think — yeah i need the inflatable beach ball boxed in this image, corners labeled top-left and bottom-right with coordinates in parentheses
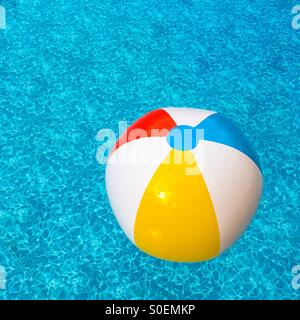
top-left (105, 108), bottom-right (263, 262)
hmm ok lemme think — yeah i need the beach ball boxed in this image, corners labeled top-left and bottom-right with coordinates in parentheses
top-left (105, 107), bottom-right (263, 262)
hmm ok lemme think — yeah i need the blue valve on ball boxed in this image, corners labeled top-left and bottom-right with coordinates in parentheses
top-left (167, 125), bottom-right (204, 151)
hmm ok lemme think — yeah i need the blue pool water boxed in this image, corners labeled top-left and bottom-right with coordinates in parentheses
top-left (0, 0), bottom-right (299, 299)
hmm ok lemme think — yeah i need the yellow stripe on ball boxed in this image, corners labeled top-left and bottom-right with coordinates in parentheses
top-left (134, 149), bottom-right (220, 262)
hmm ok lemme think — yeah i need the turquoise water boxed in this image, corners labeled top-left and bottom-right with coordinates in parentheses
top-left (0, 0), bottom-right (299, 299)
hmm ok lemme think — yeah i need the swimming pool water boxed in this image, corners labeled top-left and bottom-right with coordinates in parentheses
top-left (0, 0), bottom-right (299, 299)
